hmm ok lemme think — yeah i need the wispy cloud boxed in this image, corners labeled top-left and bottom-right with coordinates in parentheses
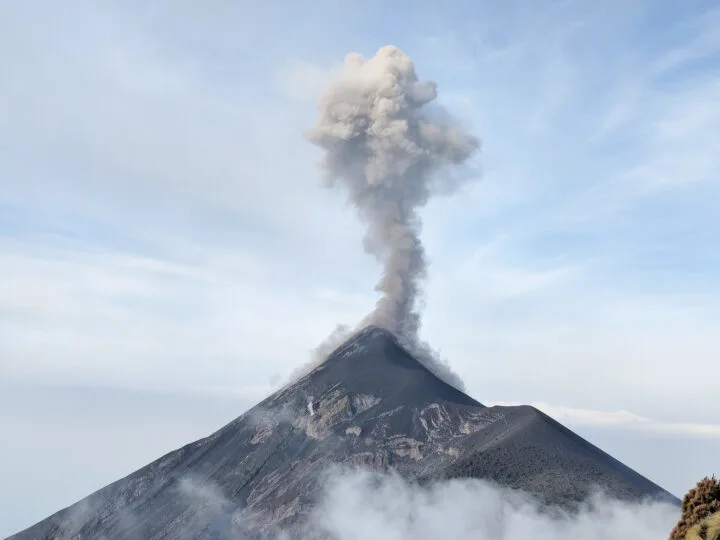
top-left (4, 1), bottom-right (720, 533)
top-left (0, 237), bottom-right (372, 391)
top-left (1, 0), bottom-right (719, 434)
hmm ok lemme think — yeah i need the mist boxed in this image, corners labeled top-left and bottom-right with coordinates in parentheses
top-left (306, 45), bottom-right (479, 389)
top-left (304, 468), bottom-right (678, 540)
top-left (167, 467), bottom-right (679, 539)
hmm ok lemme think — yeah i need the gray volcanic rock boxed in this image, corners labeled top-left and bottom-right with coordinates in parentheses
top-left (7, 326), bottom-right (678, 539)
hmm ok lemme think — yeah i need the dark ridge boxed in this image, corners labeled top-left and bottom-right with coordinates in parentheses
top-left (439, 405), bottom-right (677, 508)
top-left (308, 324), bottom-right (482, 409)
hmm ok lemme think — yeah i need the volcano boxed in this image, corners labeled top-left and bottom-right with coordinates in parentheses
top-left (7, 326), bottom-right (678, 539)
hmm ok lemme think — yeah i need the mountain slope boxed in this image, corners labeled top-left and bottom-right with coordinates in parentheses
top-left (8, 326), bottom-right (678, 539)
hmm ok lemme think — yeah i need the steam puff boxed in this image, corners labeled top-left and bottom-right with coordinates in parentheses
top-left (307, 45), bottom-right (480, 344)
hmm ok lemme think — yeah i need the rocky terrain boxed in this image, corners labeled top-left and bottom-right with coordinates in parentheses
top-left (8, 326), bottom-right (678, 539)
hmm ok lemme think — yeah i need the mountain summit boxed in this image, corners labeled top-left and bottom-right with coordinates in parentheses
top-left (8, 326), bottom-right (678, 539)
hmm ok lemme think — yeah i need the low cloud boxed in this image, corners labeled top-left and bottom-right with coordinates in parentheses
top-left (174, 467), bottom-right (679, 539)
top-left (303, 468), bottom-right (678, 540)
top-left (491, 401), bottom-right (720, 438)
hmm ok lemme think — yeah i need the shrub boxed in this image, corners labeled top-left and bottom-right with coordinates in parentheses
top-left (685, 511), bottom-right (720, 540)
top-left (670, 475), bottom-right (720, 540)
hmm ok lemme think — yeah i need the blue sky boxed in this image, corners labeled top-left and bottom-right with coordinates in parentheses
top-left (1, 0), bottom-right (719, 535)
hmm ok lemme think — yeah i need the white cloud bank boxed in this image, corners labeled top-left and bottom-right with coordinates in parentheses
top-left (168, 468), bottom-right (679, 539)
top-left (302, 469), bottom-right (678, 540)
top-left (48, 467), bottom-right (679, 539)
top-left (491, 401), bottom-right (720, 439)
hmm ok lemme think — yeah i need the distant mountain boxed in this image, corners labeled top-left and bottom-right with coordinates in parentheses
top-left (8, 326), bottom-right (678, 539)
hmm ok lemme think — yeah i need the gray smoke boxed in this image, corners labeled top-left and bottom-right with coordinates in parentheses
top-left (307, 45), bottom-right (480, 351)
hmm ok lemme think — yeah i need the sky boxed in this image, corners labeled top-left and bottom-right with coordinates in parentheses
top-left (1, 0), bottom-right (719, 535)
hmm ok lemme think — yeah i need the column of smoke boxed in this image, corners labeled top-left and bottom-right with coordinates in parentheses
top-left (306, 46), bottom-right (479, 384)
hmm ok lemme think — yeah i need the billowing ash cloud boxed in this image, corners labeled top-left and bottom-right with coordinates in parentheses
top-left (307, 45), bottom-right (480, 349)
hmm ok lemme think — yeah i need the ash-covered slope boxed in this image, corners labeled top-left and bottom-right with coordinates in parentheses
top-left (8, 326), bottom-right (677, 539)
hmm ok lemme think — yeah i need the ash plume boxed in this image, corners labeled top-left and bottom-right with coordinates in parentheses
top-left (306, 45), bottom-right (480, 371)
